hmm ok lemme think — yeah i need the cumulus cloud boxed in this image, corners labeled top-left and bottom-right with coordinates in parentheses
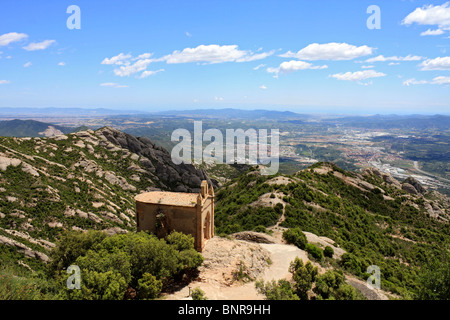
top-left (23, 40), bottom-right (55, 51)
top-left (259, 85), bottom-right (267, 90)
top-left (0, 32), bottom-right (28, 46)
top-left (101, 53), bottom-right (133, 65)
top-left (403, 2), bottom-right (450, 30)
top-left (420, 56), bottom-right (450, 70)
top-left (58, 62), bottom-right (66, 66)
top-left (421, 28), bottom-right (445, 36)
top-left (330, 70), bottom-right (386, 83)
top-left (100, 82), bottom-right (128, 88)
top-left (114, 58), bottom-right (153, 77)
top-left (365, 55), bottom-right (423, 63)
top-left (267, 60), bottom-right (327, 77)
top-left (102, 45), bottom-right (273, 79)
top-left (280, 42), bottom-right (374, 61)
top-left (0, 80), bottom-right (11, 84)
top-left (403, 76), bottom-right (450, 86)
top-left (102, 52), bottom-right (163, 78)
top-left (23, 62), bottom-right (32, 68)
top-left (162, 44), bottom-right (273, 64)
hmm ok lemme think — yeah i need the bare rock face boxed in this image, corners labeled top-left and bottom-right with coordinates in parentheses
top-left (94, 127), bottom-right (217, 193)
top-left (230, 231), bottom-right (277, 244)
top-left (402, 183), bottom-right (419, 195)
top-left (403, 177), bottom-right (426, 194)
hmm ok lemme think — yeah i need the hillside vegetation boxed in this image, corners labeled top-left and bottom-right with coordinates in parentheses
top-left (0, 127), bottom-right (213, 299)
top-left (215, 162), bottom-right (449, 299)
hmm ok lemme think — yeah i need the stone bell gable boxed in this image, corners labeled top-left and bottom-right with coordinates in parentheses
top-left (134, 180), bottom-right (214, 252)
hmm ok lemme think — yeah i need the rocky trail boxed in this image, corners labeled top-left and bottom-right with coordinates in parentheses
top-left (163, 232), bottom-right (389, 300)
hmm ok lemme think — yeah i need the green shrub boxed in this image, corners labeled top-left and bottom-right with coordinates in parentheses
top-left (138, 273), bottom-right (163, 300)
top-left (324, 246), bottom-right (334, 258)
top-left (305, 243), bottom-right (323, 261)
top-left (283, 228), bottom-right (307, 250)
top-left (313, 269), bottom-right (358, 300)
top-left (49, 230), bottom-right (203, 300)
top-left (191, 287), bottom-right (207, 300)
top-left (253, 225), bottom-right (267, 233)
top-left (289, 258), bottom-right (318, 300)
top-left (255, 279), bottom-right (299, 300)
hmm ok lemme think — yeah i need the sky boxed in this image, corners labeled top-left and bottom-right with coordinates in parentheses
top-left (0, 0), bottom-right (450, 114)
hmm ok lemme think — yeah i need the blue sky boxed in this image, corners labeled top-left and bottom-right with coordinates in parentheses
top-left (1, 0), bottom-right (450, 114)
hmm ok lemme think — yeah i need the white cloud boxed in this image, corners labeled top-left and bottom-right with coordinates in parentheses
top-left (101, 53), bottom-right (132, 65)
top-left (330, 70), bottom-right (386, 82)
top-left (420, 56), bottom-right (450, 70)
top-left (114, 59), bottom-right (153, 77)
top-left (253, 64), bottom-right (266, 70)
top-left (421, 28), bottom-right (445, 36)
top-left (162, 44), bottom-right (273, 64)
top-left (186, 32), bottom-right (192, 37)
top-left (403, 2), bottom-right (450, 30)
top-left (102, 53), bottom-right (163, 78)
top-left (361, 65), bottom-right (375, 69)
top-left (23, 62), bottom-right (32, 68)
top-left (23, 40), bottom-right (55, 51)
top-left (267, 60), bottom-right (328, 76)
top-left (0, 80), bottom-right (11, 84)
top-left (138, 69), bottom-right (165, 79)
top-left (214, 96), bottom-right (224, 101)
top-left (58, 62), bottom-right (66, 66)
top-left (133, 53), bottom-right (152, 60)
top-left (0, 32), bottom-right (28, 46)
top-left (280, 42), bottom-right (374, 61)
top-left (403, 76), bottom-right (450, 86)
top-left (259, 85), bottom-right (267, 90)
top-left (388, 62), bottom-right (400, 66)
top-left (433, 76), bottom-right (450, 84)
top-left (236, 50), bottom-right (275, 62)
top-left (365, 55), bottom-right (423, 63)
top-left (100, 82), bottom-right (128, 88)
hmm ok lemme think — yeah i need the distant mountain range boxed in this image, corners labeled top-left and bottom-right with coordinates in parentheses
top-left (1, 108), bottom-right (448, 129)
top-left (0, 119), bottom-right (84, 138)
top-left (151, 108), bottom-right (309, 120)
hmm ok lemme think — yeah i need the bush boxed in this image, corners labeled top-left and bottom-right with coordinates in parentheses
top-left (283, 228), bottom-right (307, 250)
top-left (313, 270), bottom-right (357, 300)
top-left (50, 230), bottom-right (204, 300)
top-left (253, 225), bottom-right (267, 233)
top-left (324, 246), bottom-right (334, 258)
top-left (255, 279), bottom-right (299, 300)
top-left (191, 287), bottom-right (207, 300)
top-left (138, 273), bottom-right (162, 300)
top-left (340, 253), bottom-right (362, 276)
top-left (289, 258), bottom-right (318, 300)
top-left (305, 243), bottom-right (323, 261)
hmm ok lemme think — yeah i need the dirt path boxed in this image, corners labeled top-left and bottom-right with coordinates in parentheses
top-left (163, 238), bottom-right (308, 300)
top-left (163, 234), bottom-right (392, 301)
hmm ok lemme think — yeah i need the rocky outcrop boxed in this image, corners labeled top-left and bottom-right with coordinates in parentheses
top-left (402, 183), bottom-right (419, 195)
top-left (94, 127), bottom-right (217, 193)
top-left (403, 177), bottom-right (426, 194)
top-left (230, 231), bottom-right (277, 244)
